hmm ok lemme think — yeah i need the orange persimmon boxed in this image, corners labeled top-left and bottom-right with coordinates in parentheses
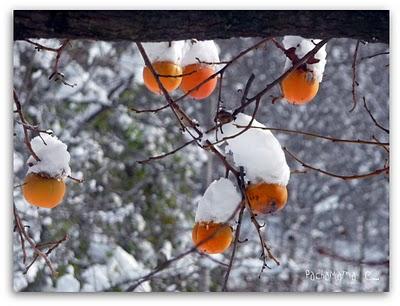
top-left (180, 64), bottom-right (217, 100)
top-left (280, 69), bottom-right (319, 104)
top-left (192, 222), bottom-right (233, 254)
top-left (143, 61), bottom-right (183, 94)
top-left (246, 182), bottom-right (288, 214)
top-left (22, 173), bottom-right (66, 208)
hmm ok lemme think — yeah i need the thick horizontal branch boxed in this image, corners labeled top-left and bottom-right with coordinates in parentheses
top-left (14, 10), bottom-right (389, 44)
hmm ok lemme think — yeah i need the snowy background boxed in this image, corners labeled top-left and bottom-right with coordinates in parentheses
top-left (13, 37), bottom-right (389, 292)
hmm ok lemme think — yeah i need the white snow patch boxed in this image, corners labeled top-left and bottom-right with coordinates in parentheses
top-left (81, 264), bottom-right (110, 292)
top-left (195, 178), bottom-right (241, 223)
top-left (14, 152), bottom-right (24, 172)
top-left (26, 133), bottom-right (71, 179)
top-left (182, 40), bottom-right (220, 67)
top-left (215, 113), bottom-right (290, 186)
top-left (282, 36), bottom-right (327, 82)
top-left (56, 268), bottom-right (80, 292)
top-left (314, 195), bottom-right (340, 214)
top-left (13, 271), bottom-right (28, 291)
top-left (107, 246), bottom-right (148, 288)
top-left (141, 41), bottom-right (185, 64)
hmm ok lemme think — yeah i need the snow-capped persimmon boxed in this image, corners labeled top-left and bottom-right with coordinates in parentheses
top-left (143, 61), bottom-right (183, 94)
top-left (246, 182), bottom-right (288, 214)
top-left (192, 222), bottom-right (233, 254)
top-left (280, 68), bottom-right (319, 104)
top-left (22, 173), bottom-right (66, 208)
top-left (180, 64), bottom-right (217, 100)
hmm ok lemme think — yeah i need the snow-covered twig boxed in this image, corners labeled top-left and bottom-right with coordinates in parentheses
top-left (283, 147), bottom-right (389, 181)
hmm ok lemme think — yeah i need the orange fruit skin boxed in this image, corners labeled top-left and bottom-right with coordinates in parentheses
top-left (143, 61), bottom-right (183, 94)
top-left (180, 64), bottom-right (217, 100)
top-left (22, 173), bottom-right (66, 208)
top-left (192, 222), bottom-right (233, 254)
top-left (246, 182), bottom-right (288, 214)
top-left (281, 69), bottom-right (319, 105)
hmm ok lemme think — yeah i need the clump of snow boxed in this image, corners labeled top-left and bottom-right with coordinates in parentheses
top-left (56, 266), bottom-right (80, 292)
top-left (81, 265), bottom-right (110, 292)
top-left (141, 41), bottom-right (185, 64)
top-left (282, 35), bottom-right (327, 82)
top-left (195, 178), bottom-right (241, 223)
top-left (107, 246), bottom-right (147, 287)
top-left (216, 113), bottom-right (290, 186)
top-left (181, 40), bottom-right (220, 67)
top-left (81, 246), bottom-right (151, 292)
top-left (26, 133), bottom-right (71, 179)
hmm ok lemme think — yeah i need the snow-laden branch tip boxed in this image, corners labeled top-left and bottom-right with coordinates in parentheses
top-left (214, 113), bottom-right (290, 186)
top-left (27, 133), bottom-right (71, 180)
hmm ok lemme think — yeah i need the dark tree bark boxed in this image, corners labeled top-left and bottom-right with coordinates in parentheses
top-left (14, 10), bottom-right (389, 44)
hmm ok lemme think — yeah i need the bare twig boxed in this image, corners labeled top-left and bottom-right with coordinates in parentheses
top-left (350, 40), bottom-right (361, 112)
top-left (13, 203), bottom-right (66, 276)
top-left (316, 247), bottom-right (389, 266)
top-left (13, 89), bottom-right (40, 161)
top-left (234, 125), bottom-right (389, 147)
top-left (137, 139), bottom-right (198, 164)
top-left (222, 203), bottom-right (246, 291)
top-left (363, 97), bottom-right (389, 134)
top-left (359, 51), bottom-right (389, 62)
top-left (25, 39), bottom-right (75, 87)
top-left (284, 147), bottom-right (389, 181)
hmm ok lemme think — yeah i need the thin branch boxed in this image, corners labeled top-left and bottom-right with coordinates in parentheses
top-left (24, 234), bottom-right (68, 274)
top-left (25, 39), bottom-right (76, 87)
top-left (316, 247), bottom-right (389, 267)
top-left (234, 38), bottom-right (330, 115)
top-left (13, 89), bottom-right (40, 161)
top-left (241, 73), bottom-right (256, 106)
top-left (284, 147), bottom-right (389, 181)
top-left (13, 203), bottom-right (65, 276)
top-left (363, 97), bottom-right (389, 134)
top-left (136, 139), bottom-right (198, 164)
top-left (206, 97), bottom-right (261, 147)
top-left (359, 51), bottom-right (389, 62)
top-left (222, 203), bottom-right (245, 291)
top-left (67, 175), bottom-right (84, 183)
top-left (124, 201), bottom-right (242, 291)
top-left (234, 125), bottom-right (389, 147)
top-left (350, 40), bottom-right (360, 112)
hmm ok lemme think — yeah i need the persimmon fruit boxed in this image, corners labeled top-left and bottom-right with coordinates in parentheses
top-left (192, 222), bottom-right (233, 254)
top-left (246, 182), bottom-right (288, 214)
top-left (143, 61), bottom-right (183, 94)
top-left (281, 68), bottom-right (319, 104)
top-left (180, 64), bottom-right (217, 100)
top-left (22, 173), bottom-right (66, 208)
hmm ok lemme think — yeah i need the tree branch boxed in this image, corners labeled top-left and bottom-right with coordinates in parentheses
top-left (284, 147), bottom-right (389, 181)
top-left (14, 11), bottom-right (389, 44)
